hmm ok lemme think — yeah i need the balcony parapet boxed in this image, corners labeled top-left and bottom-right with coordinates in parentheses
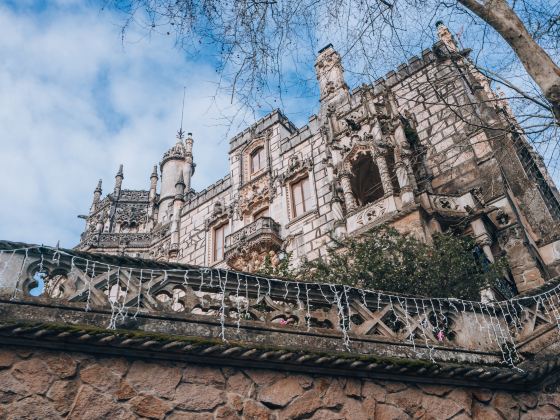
top-left (1, 239), bottom-right (560, 387)
top-left (224, 217), bottom-right (283, 271)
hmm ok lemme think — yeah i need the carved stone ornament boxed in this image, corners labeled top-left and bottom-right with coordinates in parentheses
top-left (275, 155), bottom-right (313, 187)
top-left (114, 204), bottom-right (148, 226)
top-left (237, 176), bottom-right (270, 218)
top-left (160, 141), bottom-right (186, 168)
top-left (356, 200), bottom-right (388, 226)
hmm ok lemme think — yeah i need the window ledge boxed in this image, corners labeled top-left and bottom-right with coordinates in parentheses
top-left (285, 208), bottom-right (318, 229)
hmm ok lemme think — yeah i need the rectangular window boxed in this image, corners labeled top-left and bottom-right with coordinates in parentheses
top-left (291, 177), bottom-right (312, 217)
top-left (213, 223), bottom-right (229, 262)
top-left (251, 147), bottom-right (265, 173)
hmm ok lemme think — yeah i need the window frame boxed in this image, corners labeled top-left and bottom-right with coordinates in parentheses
top-left (250, 146), bottom-right (265, 174)
top-left (212, 222), bottom-right (229, 262)
top-left (290, 176), bottom-right (312, 218)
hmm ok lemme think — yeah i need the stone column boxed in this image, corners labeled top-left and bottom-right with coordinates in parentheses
top-left (374, 154), bottom-right (394, 197)
top-left (339, 173), bottom-right (357, 213)
top-left (470, 219), bottom-right (495, 263)
top-left (395, 161), bottom-right (414, 205)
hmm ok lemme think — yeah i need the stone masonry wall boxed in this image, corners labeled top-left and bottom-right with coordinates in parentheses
top-left (2, 345), bottom-right (560, 420)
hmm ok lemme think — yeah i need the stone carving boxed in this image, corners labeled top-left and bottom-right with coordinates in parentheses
top-left (237, 176), bottom-right (270, 218)
top-left (355, 200), bottom-right (388, 226)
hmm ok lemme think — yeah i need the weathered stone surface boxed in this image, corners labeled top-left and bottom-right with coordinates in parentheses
top-left (115, 380), bottom-right (137, 401)
top-left (375, 403), bottom-right (409, 420)
top-left (417, 383), bottom-right (449, 397)
top-left (362, 381), bottom-right (387, 403)
top-left (80, 364), bottom-right (120, 392)
top-left (12, 358), bottom-right (52, 394)
top-left (344, 378), bottom-right (362, 398)
top-left (167, 412), bottom-right (213, 420)
top-left (472, 388), bottom-right (493, 403)
top-left (174, 383), bottom-right (225, 411)
top-left (259, 377), bottom-right (304, 408)
top-left (386, 388), bottom-right (423, 416)
top-left (340, 397), bottom-right (371, 420)
top-left (130, 394), bottom-right (173, 419)
top-left (521, 405), bottom-right (560, 420)
top-left (310, 409), bottom-right (345, 420)
top-left (183, 365), bottom-right (226, 386)
top-left (68, 385), bottom-right (135, 420)
top-left (127, 360), bottom-right (182, 399)
top-left (227, 372), bottom-right (254, 397)
top-left (422, 394), bottom-right (465, 419)
top-left (281, 389), bottom-right (324, 419)
top-left (47, 380), bottom-right (78, 414)
top-left (215, 404), bottom-right (240, 419)
top-left (472, 402), bottom-right (505, 420)
top-left (0, 349), bottom-right (16, 368)
top-left (44, 353), bottom-right (77, 378)
top-left (0, 370), bottom-right (29, 403)
top-left (245, 369), bottom-right (284, 386)
top-left (98, 357), bottom-right (129, 376)
top-left (7, 395), bottom-right (62, 420)
top-left (243, 399), bottom-right (272, 420)
top-left (227, 392), bottom-right (244, 412)
top-left (493, 392), bottom-right (520, 419)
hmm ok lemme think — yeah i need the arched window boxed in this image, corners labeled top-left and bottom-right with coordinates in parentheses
top-left (290, 176), bottom-right (312, 217)
top-left (350, 154), bottom-right (384, 206)
top-left (250, 147), bottom-right (265, 173)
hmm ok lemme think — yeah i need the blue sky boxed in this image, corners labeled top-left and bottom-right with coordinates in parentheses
top-left (0, 0), bottom-right (317, 247)
top-left (0, 0), bottom-right (557, 248)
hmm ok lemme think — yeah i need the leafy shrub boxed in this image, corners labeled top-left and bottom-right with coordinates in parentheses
top-left (261, 226), bottom-right (505, 301)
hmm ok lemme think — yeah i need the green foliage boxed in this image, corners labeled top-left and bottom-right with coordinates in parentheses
top-left (294, 226), bottom-right (506, 301)
top-left (259, 252), bottom-right (297, 279)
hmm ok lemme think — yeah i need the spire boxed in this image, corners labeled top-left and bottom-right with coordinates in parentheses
top-left (315, 44), bottom-right (349, 103)
top-left (150, 165), bottom-right (158, 180)
top-left (436, 21), bottom-right (458, 53)
top-left (90, 179), bottom-right (103, 213)
top-left (114, 164), bottom-right (124, 197)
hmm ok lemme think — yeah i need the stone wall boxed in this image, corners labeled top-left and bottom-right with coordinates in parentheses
top-left (2, 345), bottom-right (559, 420)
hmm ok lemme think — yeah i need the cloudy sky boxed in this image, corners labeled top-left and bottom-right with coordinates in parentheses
top-left (0, 0), bottom-right (317, 247)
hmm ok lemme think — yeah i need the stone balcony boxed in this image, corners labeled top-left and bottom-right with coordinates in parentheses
top-left (224, 217), bottom-right (283, 271)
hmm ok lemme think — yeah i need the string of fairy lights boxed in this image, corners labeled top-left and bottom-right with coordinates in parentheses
top-left (1, 244), bottom-right (559, 368)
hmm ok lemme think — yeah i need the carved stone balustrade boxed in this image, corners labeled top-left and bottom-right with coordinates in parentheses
top-left (2, 240), bottom-right (560, 387)
top-left (224, 217), bottom-right (283, 271)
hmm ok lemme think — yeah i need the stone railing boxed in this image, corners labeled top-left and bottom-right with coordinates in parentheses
top-left (224, 217), bottom-right (281, 252)
top-left (80, 232), bottom-right (153, 248)
top-left (1, 240), bottom-right (559, 369)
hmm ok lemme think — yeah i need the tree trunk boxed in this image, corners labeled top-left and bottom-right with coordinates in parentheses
top-left (458, 0), bottom-right (560, 122)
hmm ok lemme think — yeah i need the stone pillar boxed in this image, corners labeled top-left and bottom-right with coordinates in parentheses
top-left (395, 161), bottom-right (414, 205)
top-left (374, 154), bottom-right (394, 197)
top-left (498, 225), bottom-right (544, 292)
top-left (470, 219), bottom-right (495, 263)
top-left (339, 173), bottom-right (357, 213)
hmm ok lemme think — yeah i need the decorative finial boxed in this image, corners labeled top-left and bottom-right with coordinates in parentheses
top-left (176, 128), bottom-right (185, 141)
top-left (116, 164), bottom-right (124, 178)
top-left (94, 179), bottom-right (102, 193)
top-left (151, 165), bottom-right (158, 179)
top-left (436, 21), bottom-right (458, 52)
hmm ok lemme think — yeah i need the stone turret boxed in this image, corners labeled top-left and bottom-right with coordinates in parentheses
top-left (90, 179), bottom-right (102, 214)
top-left (315, 44), bottom-right (349, 104)
top-left (113, 164), bottom-right (124, 198)
top-left (159, 135), bottom-right (187, 222)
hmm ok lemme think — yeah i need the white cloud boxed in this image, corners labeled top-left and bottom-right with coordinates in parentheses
top-left (0, 3), bottom-right (258, 247)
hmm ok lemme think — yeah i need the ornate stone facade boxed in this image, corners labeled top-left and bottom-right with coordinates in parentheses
top-left (77, 24), bottom-right (560, 294)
